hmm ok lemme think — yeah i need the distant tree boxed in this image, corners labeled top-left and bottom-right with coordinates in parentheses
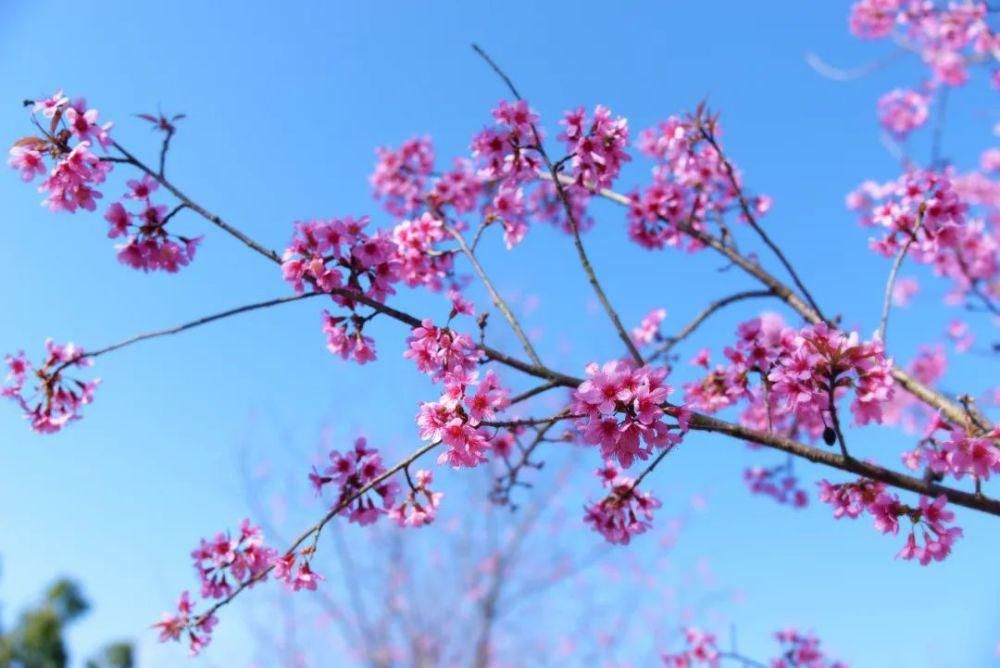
top-left (0, 575), bottom-right (132, 668)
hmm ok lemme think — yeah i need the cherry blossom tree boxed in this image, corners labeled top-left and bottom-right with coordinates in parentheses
top-left (4, 2), bottom-right (998, 664)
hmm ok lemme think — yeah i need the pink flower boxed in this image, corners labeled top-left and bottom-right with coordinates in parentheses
top-left (33, 90), bottom-right (69, 117)
top-left (389, 469), bottom-right (444, 527)
top-left (472, 99), bottom-right (542, 185)
top-left (290, 561), bottom-right (323, 591)
top-left (584, 461), bottom-right (662, 545)
top-left (662, 627), bottom-right (719, 666)
top-left (64, 100), bottom-right (113, 148)
top-left (631, 308), bottom-right (666, 346)
top-left (153, 591), bottom-right (217, 657)
top-left (7, 145), bottom-right (46, 181)
top-left (573, 361), bottom-right (683, 468)
top-left (392, 212), bottom-right (453, 290)
top-left (371, 136), bottom-right (434, 216)
top-left (2, 340), bottom-right (98, 434)
top-left (311, 437), bottom-right (400, 525)
top-left (404, 319), bottom-right (480, 382)
top-left (191, 519), bottom-right (277, 599)
top-left (890, 276), bottom-right (919, 306)
top-left (877, 89), bottom-right (929, 139)
top-left (848, 0), bottom-right (901, 39)
top-left (559, 105), bottom-right (631, 190)
top-left (819, 477), bottom-right (962, 564)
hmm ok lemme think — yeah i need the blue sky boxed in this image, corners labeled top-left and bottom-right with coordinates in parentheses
top-left (0, 1), bottom-right (997, 666)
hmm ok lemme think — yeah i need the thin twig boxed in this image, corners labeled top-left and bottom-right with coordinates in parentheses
top-left (538, 171), bottom-right (990, 431)
top-left (196, 439), bottom-right (441, 624)
top-left (650, 289), bottom-right (775, 360)
top-left (698, 127), bottom-right (828, 324)
top-left (470, 44), bottom-right (644, 365)
top-left (446, 225), bottom-right (543, 367)
top-left (60, 292), bottom-right (323, 372)
top-left (878, 219), bottom-right (922, 343)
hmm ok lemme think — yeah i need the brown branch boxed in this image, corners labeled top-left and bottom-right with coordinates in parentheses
top-left (539, 172), bottom-right (991, 432)
top-left (99, 140), bottom-right (998, 520)
top-left (687, 412), bottom-right (1000, 516)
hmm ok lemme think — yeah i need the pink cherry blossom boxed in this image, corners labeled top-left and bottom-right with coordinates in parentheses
top-left (572, 360), bottom-right (684, 468)
top-left (2, 340), bottom-right (98, 434)
top-left (190, 519), bottom-right (278, 599)
top-left (310, 437), bottom-right (400, 525)
top-left (819, 478), bottom-right (961, 564)
top-left (371, 136), bottom-right (434, 216)
top-left (584, 460), bottom-right (662, 545)
top-left (877, 89), bottom-right (929, 139)
top-left (472, 99), bottom-right (542, 185)
top-left (891, 276), bottom-right (920, 306)
top-left (389, 469), bottom-right (444, 527)
top-left (558, 105), bottom-right (631, 190)
top-left (631, 308), bottom-right (666, 346)
top-left (153, 591), bottom-right (217, 657)
top-left (7, 145), bottom-right (46, 181)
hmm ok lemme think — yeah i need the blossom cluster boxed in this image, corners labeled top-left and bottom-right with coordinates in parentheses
top-left (152, 592), bottom-right (217, 657)
top-left (321, 310), bottom-right (376, 365)
top-left (819, 479), bottom-right (961, 564)
top-left (847, 169), bottom-right (997, 304)
top-left (848, 0), bottom-right (994, 87)
top-left (309, 437), bottom-right (400, 525)
top-left (628, 110), bottom-right (770, 251)
top-left (631, 307), bottom-right (667, 347)
top-left (371, 101), bottom-right (603, 254)
top-left (770, 628), bottom-right (849, 668)
top-left (392, 211), bottom-right (455, 290)
top-left (572, 360), bottom-right (686, 469)
top-left (472, 99), bottom-right (542, 184)
top-left (404, 318), bottom-right (480, 381)
top-left (405, 318), bottom-right (512, 468)
top-left (558, 105), bottom-right (631, 190)
top-left (743, 463), bottom-right (809, 508)
top-left (370, 136), bottom-right (435, 216)
top-left (876, 88), bottom-right (930, 139)
top-left (417, 367), bottom-right (510, 468)
top-left (662, 626), bottom-right (847, 667)
top-left (157, 519), bottom-right (278, 656)
top-left (902, 414), bottom-right (1000, 482)
top-left (584, 460), bottom-right (662, 545)
top-left (684, 316), bottom-right (894, 440)
top-left (8, 91), bottom-right (113, 213)
top-left (2, 340), bottom-right (98, 434)
top-left (191, 518), bottom-right (277, 599)
top-left (281, 215), bottom-right (402, 362)
top-left (8, 91), bottom-right (205, 272)
top-left (105, 175), bottom-right (201, 272)
top-left (388, 469), bottom-right (444, 527)
top-left (271, 549), bottom-right (324, 592)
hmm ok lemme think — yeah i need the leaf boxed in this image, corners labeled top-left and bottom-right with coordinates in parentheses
top-left (12, 136), bottom-right (47, 149)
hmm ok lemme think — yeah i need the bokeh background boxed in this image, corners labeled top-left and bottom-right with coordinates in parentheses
top-left (0, 1), bottom-right (997, 665)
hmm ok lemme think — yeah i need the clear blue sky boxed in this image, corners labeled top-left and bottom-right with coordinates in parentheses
top-left (0, 1), bottom-right (997, 666)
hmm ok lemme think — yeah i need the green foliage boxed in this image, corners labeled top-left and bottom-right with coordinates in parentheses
top-left (0, 577), bottom-right (132, 668)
